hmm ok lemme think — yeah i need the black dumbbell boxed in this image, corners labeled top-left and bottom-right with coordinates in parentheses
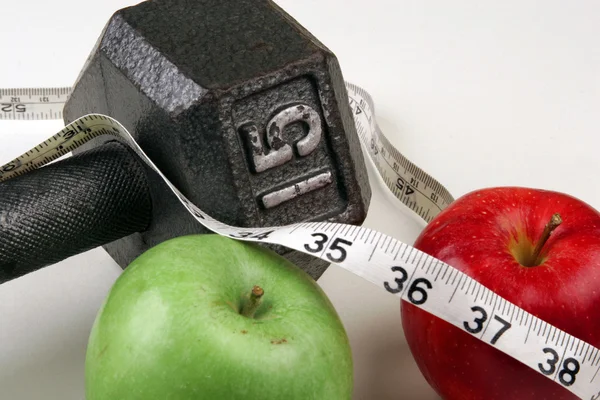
top-left (0, 0), bottom-right (371, 282)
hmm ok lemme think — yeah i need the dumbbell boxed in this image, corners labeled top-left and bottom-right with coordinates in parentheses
top-left (0, 0), bottom-right (371, 282)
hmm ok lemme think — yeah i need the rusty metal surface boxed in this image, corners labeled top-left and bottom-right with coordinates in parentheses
top-left (64, 0), bottom-right (371, 280)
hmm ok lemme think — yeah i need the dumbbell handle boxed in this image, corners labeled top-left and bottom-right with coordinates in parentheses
top-left (0, 141), bottom-right (152, 284)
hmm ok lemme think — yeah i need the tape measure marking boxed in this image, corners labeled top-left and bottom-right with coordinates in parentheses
top-left (1, 84), bottom-right (599, 399)
top-left (347, 82), bottom-right (453, 222)
top-left (0, 87), bottom-right (71, 120)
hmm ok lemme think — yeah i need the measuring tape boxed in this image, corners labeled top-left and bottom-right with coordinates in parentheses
top-left (0, 88), bottom-right (71, 120)
top-left (1, 83), bottom-right (599, 399)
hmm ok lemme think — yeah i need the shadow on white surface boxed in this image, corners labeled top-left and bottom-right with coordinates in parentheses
top-left (0, 249), bottom-right (122, 400)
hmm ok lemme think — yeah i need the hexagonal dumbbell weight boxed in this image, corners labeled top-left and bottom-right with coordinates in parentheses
top-left (63, 0), bottom-right (371, 279)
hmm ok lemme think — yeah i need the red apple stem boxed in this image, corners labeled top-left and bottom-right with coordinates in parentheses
top-left (241, 285), bottom-right (264, 318)
top-left (530, 213), bottom-right (562, 266)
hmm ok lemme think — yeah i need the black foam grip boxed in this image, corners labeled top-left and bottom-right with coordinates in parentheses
top-left (0, 141), bottom-right (152, 283)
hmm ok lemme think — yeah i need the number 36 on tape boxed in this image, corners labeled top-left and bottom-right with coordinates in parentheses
top-left (1, 82), bottom-right (599, 399)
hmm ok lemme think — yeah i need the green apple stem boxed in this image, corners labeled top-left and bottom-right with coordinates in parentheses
top-left (530, 213), bottom-right (562, 266)
top-left (241, 286), bottom-right (264, 318)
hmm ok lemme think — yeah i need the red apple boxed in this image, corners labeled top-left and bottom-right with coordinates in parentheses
top-left (401, 187), bottom-right (600, 399)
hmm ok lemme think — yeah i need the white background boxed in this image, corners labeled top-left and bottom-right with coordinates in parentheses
top-left (1, 1), bottom-right (599, 399)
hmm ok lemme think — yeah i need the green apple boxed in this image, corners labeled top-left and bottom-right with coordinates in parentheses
top-left (85, 234), bottom-right (353, 399)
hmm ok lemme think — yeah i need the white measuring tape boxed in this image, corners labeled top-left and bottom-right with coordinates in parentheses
top-left (1, 83), bottom-right (599, 399)
top-left (0, 88), bottom-right (71, 120)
